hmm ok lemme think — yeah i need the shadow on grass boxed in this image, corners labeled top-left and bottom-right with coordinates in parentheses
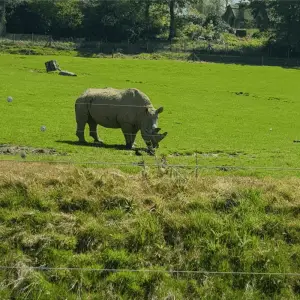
top-left (188, 51), bottom-right (300, 69)
top-left (75, 40), bottom-right (170, 58)
top-left (75, 41), bottom-right (300, 69)
top-left (75, 47), bottom-right (300, 70)
top-left (55, 140), bottom-right (149, 154)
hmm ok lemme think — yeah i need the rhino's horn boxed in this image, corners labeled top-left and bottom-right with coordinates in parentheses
top-left (156, 132), bottom-right (167, 143)
top-left (156, 107), bottom-right (164, 114)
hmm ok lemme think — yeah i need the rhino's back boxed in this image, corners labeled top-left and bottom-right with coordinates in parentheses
top-left (78, 88), bottom-right (153, 128)
top-left (83, 87), bottom-right (152, 107)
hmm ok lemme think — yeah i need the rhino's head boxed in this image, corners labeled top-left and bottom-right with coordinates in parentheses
top-left (141, 106), bottom-right (167, 150)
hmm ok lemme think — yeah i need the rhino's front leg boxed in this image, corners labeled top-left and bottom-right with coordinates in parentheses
top-left (88, 118), bottom-right (103, 144)
top-left (121, 125), bottom-right (138, 149)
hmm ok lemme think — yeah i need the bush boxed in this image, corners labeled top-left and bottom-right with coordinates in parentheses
top-left (204, 14), bottom-right (235, 35)
top-left (180, 23), bottom-right (205, 41)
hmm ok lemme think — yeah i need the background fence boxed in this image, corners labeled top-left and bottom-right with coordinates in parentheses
top-left (1, 32), bottom-right (299, 68)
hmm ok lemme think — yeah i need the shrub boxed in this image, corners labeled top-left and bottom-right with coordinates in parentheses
top-left (181, 23), bottom-right (205, 41)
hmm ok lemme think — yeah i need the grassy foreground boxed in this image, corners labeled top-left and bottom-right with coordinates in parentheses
top-left (1, 162), bottom-right (300, 299)
top-left (1, 54), bottom-right (300, 174)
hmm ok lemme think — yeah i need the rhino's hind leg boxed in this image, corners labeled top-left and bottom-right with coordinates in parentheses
top-left (76, 122), bottom-right (87, 143)
top-left (88, 117), bottom-right (103, 144)
top-left (75, 99), bottom-right (89, 143)
top-left (121, 125), bottom-right (138, 150)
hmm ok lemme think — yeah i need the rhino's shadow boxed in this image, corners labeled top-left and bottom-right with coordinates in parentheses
top-left (55, 140), bottom-right (149, 153)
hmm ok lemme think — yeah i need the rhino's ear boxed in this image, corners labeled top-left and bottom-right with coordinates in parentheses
top-left (156, 107), bottom-right (164, 114)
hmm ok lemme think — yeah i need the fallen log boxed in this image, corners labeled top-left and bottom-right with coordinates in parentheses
top-left (59, 70), bottom-right (77, 77)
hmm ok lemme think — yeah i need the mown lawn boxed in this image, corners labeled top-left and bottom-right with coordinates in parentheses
top-left (1, 54), bottom-right (300, 174)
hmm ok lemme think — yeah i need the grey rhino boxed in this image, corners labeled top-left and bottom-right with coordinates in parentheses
top-left (75, 87), bottom-right (167, 151)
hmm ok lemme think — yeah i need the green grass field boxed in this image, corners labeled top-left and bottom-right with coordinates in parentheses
top-left (1, 53), bottom-right (300, 175)
top-left (1, 53), bottom-right (300, 299)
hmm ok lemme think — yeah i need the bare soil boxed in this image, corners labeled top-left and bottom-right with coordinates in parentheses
top-left (0, 144), bottom-right (68, 156)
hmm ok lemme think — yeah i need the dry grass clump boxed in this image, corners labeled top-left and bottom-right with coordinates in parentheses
top-left (1, 161), bottom-right (300, 299)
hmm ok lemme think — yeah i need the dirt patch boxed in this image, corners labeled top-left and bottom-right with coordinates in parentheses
top-left (169, 151), bottom-right (245, 158)
top-left (0, 144), bottom-right (68, 156)
top-left (268, 96), bottom-right (281, 101)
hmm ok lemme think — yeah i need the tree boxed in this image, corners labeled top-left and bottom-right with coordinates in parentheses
top-left (6, 0), bottom-right (84, 36)
top-left (271, 0), bottom-right (300, 56)
top-left (5, 0), bottom-right (51, 34)
top-left (249, 0), bottom-right (300, 57)
top-left (195, 0), bottom-right (232, 16)
top-left (248, 0), bottom-right (270, 30)
top-left (53, 0), bottom-right (84, 37)
top-left (156, 0), bottom-right (198, 41)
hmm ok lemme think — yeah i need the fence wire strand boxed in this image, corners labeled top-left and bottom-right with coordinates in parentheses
top-left (0, 265), bottom-right (300, 277)
top-left (75, 103), bottom-right (154, 108)
top-left (1, 159), bottom-right (300, 173)
top-left (75, 130), bottom-right (165, 138)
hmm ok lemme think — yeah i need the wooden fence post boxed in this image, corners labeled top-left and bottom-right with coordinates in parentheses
top-left (195, 152), bottom-right (199, 179)
top-left (155, 155), bottom-right (160, 175)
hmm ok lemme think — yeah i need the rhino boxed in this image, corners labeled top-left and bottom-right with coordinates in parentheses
top-left (75, 87), bottom-right (167, 152)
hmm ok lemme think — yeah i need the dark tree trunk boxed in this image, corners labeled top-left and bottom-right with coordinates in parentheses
top-left (145, 0), bottom-right (151, 38)
top-left (0, 0), bottom-right (6, 36)
top-left (168, 0), bottom-right (176, 41)
top-left (45, 60), bottom-right (60, 72)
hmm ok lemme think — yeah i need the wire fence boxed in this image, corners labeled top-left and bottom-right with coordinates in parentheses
top-left (1, 265), bottom-right (300, 277)
top-left (1, 32), bottom-right (300, 68)
top-left (2, 158), bottom-right (300, 176)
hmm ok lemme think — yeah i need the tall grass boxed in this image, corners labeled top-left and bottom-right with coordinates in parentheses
top-left (1, 161), bottom-right (300, 299)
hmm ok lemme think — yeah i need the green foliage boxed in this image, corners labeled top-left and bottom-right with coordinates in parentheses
top-left (3, 0), bottom-right (234, 42)
top-left (179, 22), bottom-right (204, 40)
top-left (249, 0), bottom-right (300, 57)
top-left (204, 13), bottom-right (235, 35)
top-left (53, 0), bottom-right (84, 35)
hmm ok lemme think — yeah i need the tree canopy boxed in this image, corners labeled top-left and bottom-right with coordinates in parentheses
top-left (4, 0), bottom-right (230, 41)
top-left (4, 0), bottom-right (300, 57)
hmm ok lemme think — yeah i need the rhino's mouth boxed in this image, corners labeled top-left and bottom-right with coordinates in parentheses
top-left (151, 128), bottom-right (168, 149)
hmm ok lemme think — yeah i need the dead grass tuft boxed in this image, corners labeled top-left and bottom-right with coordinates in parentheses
top-left (2, 161), bottom-right (300, 298)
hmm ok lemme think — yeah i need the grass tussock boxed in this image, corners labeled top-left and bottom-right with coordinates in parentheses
top-left (1, 161), bottom-right (300, 299)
